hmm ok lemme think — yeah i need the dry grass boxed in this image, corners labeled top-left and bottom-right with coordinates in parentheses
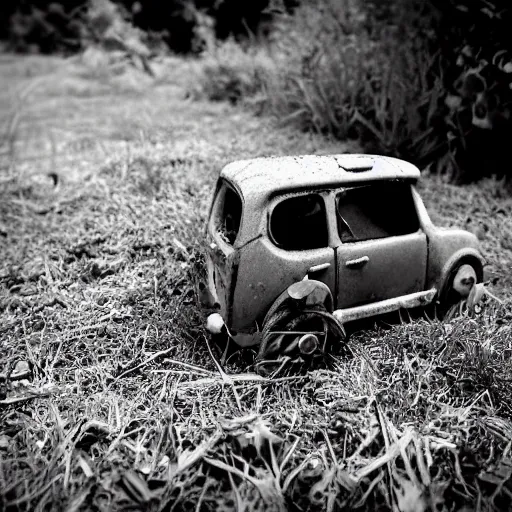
top-left (192, 0), bottom-right (512, 183)
top-left (1, 53), bottom-right (512, 511)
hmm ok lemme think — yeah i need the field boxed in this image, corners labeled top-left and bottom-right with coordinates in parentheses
top-left (1, 53), bottom-right (512, 511)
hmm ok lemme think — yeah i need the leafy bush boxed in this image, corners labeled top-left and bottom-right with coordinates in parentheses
top-left (194, 2), bottom-right (438, 148)
top-left (431, 0), bottom-right (512, 182)
top-left (277, 0), bottom-right (512, 182)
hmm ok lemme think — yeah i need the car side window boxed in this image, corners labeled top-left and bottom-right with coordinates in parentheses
top-left (214, 183), bottom-right (242, 245)
top-left (336, 183), bottom-right (419, 243)
top-left (270, 194), bottom-right (328, 250)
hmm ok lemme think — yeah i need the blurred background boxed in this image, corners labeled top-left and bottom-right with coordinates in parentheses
top-left (1, 0), bottom-right (511, 184)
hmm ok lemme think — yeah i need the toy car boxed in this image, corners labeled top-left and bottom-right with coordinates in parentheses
top-left (204, 154), bottom-right (485, 372)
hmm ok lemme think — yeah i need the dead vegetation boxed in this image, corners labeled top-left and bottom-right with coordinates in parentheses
top-left (1, 54), bottom-right (512, 511)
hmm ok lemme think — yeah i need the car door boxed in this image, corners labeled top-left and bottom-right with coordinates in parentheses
top-left (233, 191), bottom-right (336, 331)
top-left (335, 182), bottom-right (427, 309)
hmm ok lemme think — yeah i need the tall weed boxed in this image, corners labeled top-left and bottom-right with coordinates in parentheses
top-left (277, 1), bottom-right (445, 158)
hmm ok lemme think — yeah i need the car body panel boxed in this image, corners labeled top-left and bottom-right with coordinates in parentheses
top-left (206, 235), bottom-right (239, 325)
top-left (424, 227), bottom-right (484, 291)
top-left (336, 232), bottom-right (428, 308)
top-left (232, 238), bottom-right (336, 333)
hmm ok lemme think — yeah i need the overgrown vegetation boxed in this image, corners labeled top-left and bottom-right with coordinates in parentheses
top-left (1, 51), bottom-right (512, 511)
top-left (193, 0), bottom-right (512, 184)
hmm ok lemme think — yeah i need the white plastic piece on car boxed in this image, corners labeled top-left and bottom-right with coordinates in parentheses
top-left (452, 264), bottom-right (477, 297)
top-left (467, 283), bottom-right (486, 309)
top-left (206, 313), bottom-right (224, 334)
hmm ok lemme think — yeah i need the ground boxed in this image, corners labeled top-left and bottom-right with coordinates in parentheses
top-left (1, 53), bottom-right (512, 511)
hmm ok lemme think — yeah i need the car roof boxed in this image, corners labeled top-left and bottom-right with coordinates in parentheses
top-left (220, 154), bottom-right (420, 200)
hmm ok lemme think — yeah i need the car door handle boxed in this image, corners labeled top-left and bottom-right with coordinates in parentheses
top-left (345, 256), bottom-right (369, 269)
top-left (308, 262), bottom-right (331, 273)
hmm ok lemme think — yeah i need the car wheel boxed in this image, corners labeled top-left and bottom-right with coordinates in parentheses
top-left (438, 262), bottom-right (481, 318)
top-left (254, 303), bottom-right (346, 377)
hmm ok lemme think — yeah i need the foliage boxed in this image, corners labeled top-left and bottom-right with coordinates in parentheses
top-left (194, 0), bottom-right (512, 183)
top-left (3, 0), bottom-right (512, 182)
top-left (195, 2), bottom-right (435, 150)
top-left (6, 1), bottom-right (86, 54)
top-left (1, 0), bottom-right (294, 54)
top-left (430, 0), bottom-right (512, 181)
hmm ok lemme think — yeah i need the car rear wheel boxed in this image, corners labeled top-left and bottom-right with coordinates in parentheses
top-left (254, 302), bottom-right (346, 377)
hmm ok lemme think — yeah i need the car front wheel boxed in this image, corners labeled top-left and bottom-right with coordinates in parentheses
top-left (438, 261), bottom-right (483, 318)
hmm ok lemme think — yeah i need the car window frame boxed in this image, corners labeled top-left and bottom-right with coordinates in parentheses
top-left (334, 181), bottom-right (422, 244)
top-left (210, 179), bottom-right (244, 248)
top-left (267, 190), bottom-right (332, 251)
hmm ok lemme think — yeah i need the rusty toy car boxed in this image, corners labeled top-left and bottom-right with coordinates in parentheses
top-left (204, 154), bottom-right (485, 372)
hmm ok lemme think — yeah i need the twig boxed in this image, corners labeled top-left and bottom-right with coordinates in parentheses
top-left (195, 470), bottom-right (212, 512)
top-left (0, 388), bottom-right (55, 407)
top-left (174, 373), bottom-right (308, 388)
top-left (282, 456), bottom-right (311, 494)
top-left (113, 350), bottom-right (212, 382)
top-left (414, 436), bottom-right (431, 486)
top-left (354, 428), bottom-right (414, 482)
top-left (485, 289), bottom-right (503, 304)
top-left (203, 456), bottom-right (261, 489)
top-left (203, 335), bottom-right (243, 412)
top-left (153, 365), bottom-right (214, 376)
top-left (0, 369), bottom-right (31, 381)
top-left (323, 429), bottom-right (338, 466)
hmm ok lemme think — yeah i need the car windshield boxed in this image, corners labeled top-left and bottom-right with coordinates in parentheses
top-left (336, 182), bottom-right (419, 242)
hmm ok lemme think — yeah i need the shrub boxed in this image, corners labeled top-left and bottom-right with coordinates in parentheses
top-left (271, 0), bottom-right (512, 182)
top-left (196, 1), bottom-right (439, 150)
top-left (188, 39), bottom-right (277, 105)
top-left (430, 0), bottom-right (512, 182)
top-left (2, 0), bottom-right (288, 54)
top-left (193, 0), bottom-right (512, 183)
